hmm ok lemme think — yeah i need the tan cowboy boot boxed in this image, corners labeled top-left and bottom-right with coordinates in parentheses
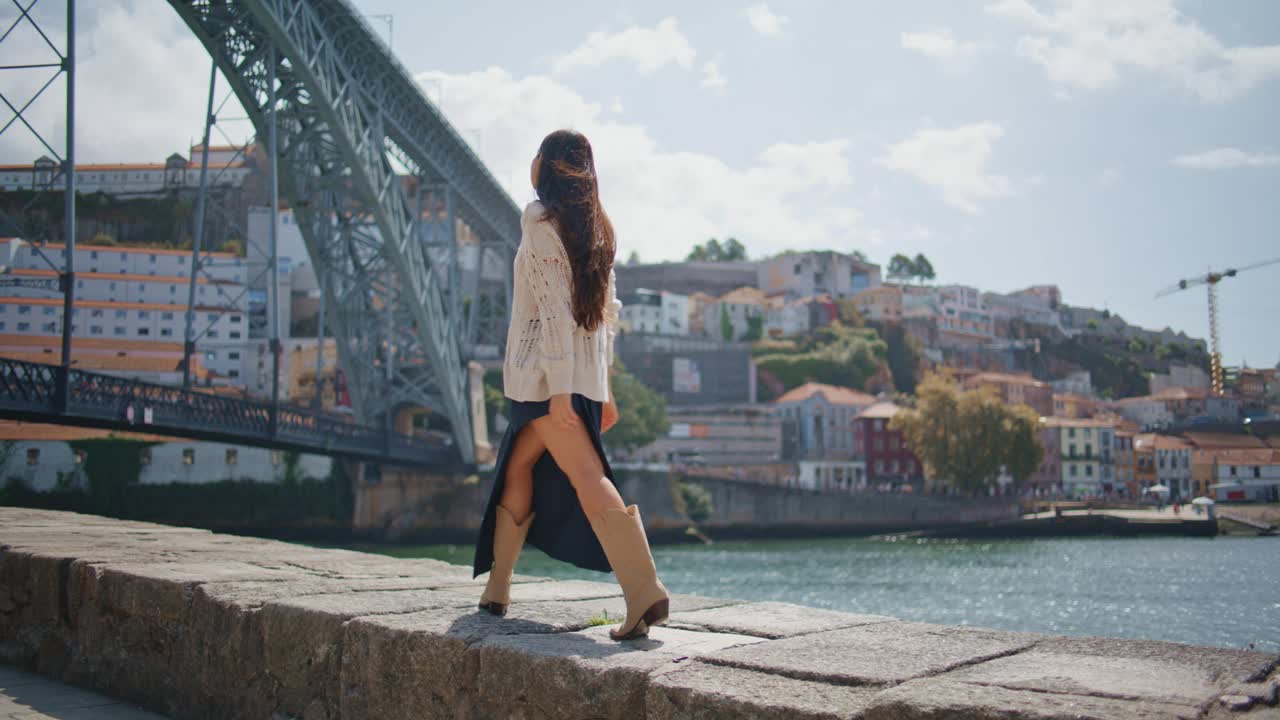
top-left (478, 505), bottom-right (534, 616)
top-left (590, 505), bottom-right (670, 640)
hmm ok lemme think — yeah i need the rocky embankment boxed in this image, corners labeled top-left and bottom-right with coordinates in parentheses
top-left (1, 507), bottom-right (1277, 719)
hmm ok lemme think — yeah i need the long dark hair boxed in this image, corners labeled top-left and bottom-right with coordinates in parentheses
top-left (534, 129), bottom-right (615, 332)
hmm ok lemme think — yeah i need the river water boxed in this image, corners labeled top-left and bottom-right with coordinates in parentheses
top-left (362, 535), bottom-right (1280, 653)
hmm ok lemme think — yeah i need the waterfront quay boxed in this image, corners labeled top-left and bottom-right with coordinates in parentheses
top-left (1, 508), bottom-right (1277, 719)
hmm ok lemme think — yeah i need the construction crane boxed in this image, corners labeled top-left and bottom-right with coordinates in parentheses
top-left (1156, 256), bottom-right (1280, 396)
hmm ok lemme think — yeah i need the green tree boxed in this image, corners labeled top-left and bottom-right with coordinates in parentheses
top-left (912, 253), bottom-right (935, 284)
top-left (891, 374), bottom-right (1045, 493)
top-left (722, 237), bottom-right (747, 261)
top-left (606, 364), bottom-right (670, 452)
top-left (687, 244), bottom-right (709, 261)
top-left (720, 305), bottom-right (734, 342)
top-left (850, 250), bottom-right (869, 262)
top-left (742, 314), bottom-right (764, 341)
top-left (705, 238), bottom-right (723, 261)
top-left (687, 237), bottom-right (747, 262)
top-left (887, 253), bottom-right (914, 282)
top-left (835, 298), bottom-right (867, 327)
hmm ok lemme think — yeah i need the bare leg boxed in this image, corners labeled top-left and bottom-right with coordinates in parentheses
top-left (498, 425), bottom-right (544, 523)
top-left (528, 415), bottom-right (625, 518)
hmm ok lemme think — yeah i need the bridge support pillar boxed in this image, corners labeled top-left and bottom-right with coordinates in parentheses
top-left (468, 361), bottom-right (493, 465)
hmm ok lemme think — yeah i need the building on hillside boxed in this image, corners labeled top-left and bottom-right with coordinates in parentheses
top-left (1151, 386), bottom-right (1240, 422)
top-left (611, 404), bottom-right (783, 467)
top-left (1042, 417), bottom-right (1116, 497)
top-left (900, 285), bottom-right (995, 348)
top-left (0, 145), bottom-right (253, 196)
top-left (1115, 430), bottom-right (1136, 497)
top-left (1210, 449), bottom-right (1280, 502)
top-left (0, 421), bottom-right (331, 493)
top-left (850, 284), bottom-right (903, 322)
top-left (618, 288), bottom-right (690, 336)
top-left (773, 382), bottom-right (876, 461)
top-left (854, 401), bottom-right (923, 488)
top-left (1053, 392), bottom-right (1100, 419)
top-left (615, 334), bottom-right (756, 406)
top-left (1050, 370), bottom-right (1094, 397)
top-left (1112, 396), bottom-right (1175, 430)
top-left (700, 286), bottom-right (765, 341)
top-left (1150, 434), bottom-right (1193, 501)
top-left (757, 251), bottom-right (881, 300)
top-left (982, 286), bottom-right (1062, 329)
top-left (1236, 369), bottom-right (1270, 413)
top-left (963, 372), bottom-right (1054, 416)
top-left (1134, 434), bottom-right (1157, 497)
top-left (764, 294), bottom-right (811, 338)
top-left (686, 292), bottom-right (715, 336)
top-left (1150, 364), bottom-right (1210, 394)
top-left (1027, 421), bottom-right (1063, 496)
top-left (615, 260), bottom-right (759, 299)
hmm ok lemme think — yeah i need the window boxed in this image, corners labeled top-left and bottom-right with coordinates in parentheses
top-left (875, 460), bottom-right (884, 473)
top-left (90, 250), bottom-right (98, 260)
top-left (182, 448), bottom-right (195, 465)
top-left (1068, 427), bottom-right (1076, 438)
top-left (90, 308), bottom-right (103, 318)
top-left (228, 352), bottom-right (240, 360)
top-left (137, 328), bottom-right (150, 337)
top-left (113, 327), bottom-right (126, 336)
top-left (207, 313), bottom-right (218, 322)
top-left (160, 328), bottom-right (172, 337)
top-left (225, 449), bottom-right (238, 465)
top-left (228, 369), bottom-right (239, 378)
top-left (17, 305), bottom-right (30, 315)
top-left (43, 306), bottom-right (55, 316)
top-left (230, 315), bottom-right (242, 324)
top-left (109, 282), bottom-right (117, 291)
top-left (874, 437), bottom-right (884, 451)
top-left (1069, 465), bottom-right (1077, 477)
top-left (1086, 465), bottom-right (1093, 477)
top-left (137, 310), bottom-right (151, 319)
top-left (90, 325), bottom-right (103, 335)
top-left (1254, 466), bottom-right (1262, 479)
top-left (16, 322), bottom-right (29, 331)
top-left (119, 252), bottom-right (127, 261)
top-left (115, 309), bottom-right (127, 319)
top-left (208, 330), bottom-right (219, 339)
top-left (229, 331), bottom-right (241, 339)
top-left (149, 255), bottom-right (157, 264)
top-left (890, 459), bottom-right (899, 473)
top-left (1230, 465), bottom-right (1237, 477)
top-left (137, 283), bottom-right (145, 292)
top-left (0, 322), bottom-right (5, 331)
top-left (161, 312), bottom-right (174, 321)
top-left (26, 448), bottom-right (39, 465)
top-left (41, 322), bottom-right (56, 332)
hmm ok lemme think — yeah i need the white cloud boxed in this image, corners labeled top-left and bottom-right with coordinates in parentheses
top-left (413, 67), bottom-right (861, 261)
top-left (701, 56), bottom-right (727, 91)
top-left (900, 28), bottom-right (979, 62)
top-left (1172, 148), bottom-right (1280, 170)
top-left (880, 123), bottom-right (1017, 214)
top-left (0, 1), bottom-right (243, 164)
top-left (985, 0), bottom-right (1280, 102)
top-left (552, 17), bottom-right (695, 75)
top-left (744, 3), bottom-right (789, 37)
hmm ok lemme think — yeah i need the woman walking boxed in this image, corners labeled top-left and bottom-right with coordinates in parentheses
top-left (472, 129), bottom-right (669, 640)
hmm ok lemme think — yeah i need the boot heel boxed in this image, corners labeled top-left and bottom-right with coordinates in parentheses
top-left (642, 598), bottom-right (669, 628)
top-left (478, 601), bottom-right (507, 617)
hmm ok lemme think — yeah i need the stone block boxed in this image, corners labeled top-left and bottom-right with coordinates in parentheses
top-left (706, 621), bottom-right (1042, 686)
top-left (471, 625), bottom-right (765, 720)
top-left (673, 601), bottom-right (895, 639)
top-left (648, 660), bottom-right (881, 720)
top-left (864, 677), bottom-right (1201, 720)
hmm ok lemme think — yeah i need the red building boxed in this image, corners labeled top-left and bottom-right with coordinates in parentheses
top-left (854, 401), bottom-right (923, 487)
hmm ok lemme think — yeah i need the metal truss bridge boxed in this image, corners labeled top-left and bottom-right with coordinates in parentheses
top-left (0, 357), bottom-right (458, 466)
top-left (1, 0), bottom-right (523, 466)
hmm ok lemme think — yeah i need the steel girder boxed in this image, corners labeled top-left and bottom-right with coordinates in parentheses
top-left (168, 0), bottom-right (522, 463)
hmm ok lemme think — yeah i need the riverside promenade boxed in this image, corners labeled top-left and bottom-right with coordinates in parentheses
top-left (1, 508), bottom-right (1277, 719)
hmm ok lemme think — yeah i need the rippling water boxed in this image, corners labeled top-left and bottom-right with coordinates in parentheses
top-left (361, 535), bottom-right (1280, 653)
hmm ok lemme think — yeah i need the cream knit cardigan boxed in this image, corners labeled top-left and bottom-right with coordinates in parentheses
top-left (502, 200), bottom-right (620, 403)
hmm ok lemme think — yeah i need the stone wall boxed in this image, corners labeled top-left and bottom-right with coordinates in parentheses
top-left (1, 508), bottom-right (1276, 720)
top-left (349, 466), bottom-right (1019, 542)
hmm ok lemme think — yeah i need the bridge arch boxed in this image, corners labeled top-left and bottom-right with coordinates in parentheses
top-left (167, 0), bottom-right (520, 463)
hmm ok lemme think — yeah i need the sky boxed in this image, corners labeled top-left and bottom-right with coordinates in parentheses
top-left (1, 0), bottom-right (1277, 367)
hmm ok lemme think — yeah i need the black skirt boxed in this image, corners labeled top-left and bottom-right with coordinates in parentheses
top-left (472, 394), bottom-right (618, 577)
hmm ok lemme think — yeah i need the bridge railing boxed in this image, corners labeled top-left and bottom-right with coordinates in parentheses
top-left (0, 356), bottom-right (459, 467)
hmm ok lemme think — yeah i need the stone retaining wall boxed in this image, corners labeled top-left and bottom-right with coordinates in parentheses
top-left (1, 507), bottom-right (1276, 719)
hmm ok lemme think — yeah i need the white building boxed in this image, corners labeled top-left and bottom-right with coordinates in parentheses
top-left (701, 287), bottom-right (765, 341)
top-left (773, 382), bottom-right (876, 460)
top-left (757, 251), bottom-right (881, 300)
top-left (764, 296), bottom-right (812, 338)
top-left (618, 288), bottom-right (689, 335)
top-left (0, 145), bottom-right (251, 196)
top-left (1113, 396), bottom-right (1175, 429)
top-left (1211, 450), bottom-right (1280, 502)
top-left (1150, 364), bottom-right (1211, 394)
top-left (1050, 370), bottom-right (1095, 397)
top-left (795, 459), bottom-right (867, 493)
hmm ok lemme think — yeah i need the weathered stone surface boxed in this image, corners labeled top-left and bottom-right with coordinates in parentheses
top-left (673, 601), bottom-right (894, 639)
top-left (864, 678), bottom-right (1200, 720)
top-left (706, 621), bottom-right (1042, 686)
top-left (472, 625), bottom-right (766, 720)
top-left (648, 660), bottom-right (880, 719)
top-left (941, 637), bottom-right (1279, 708)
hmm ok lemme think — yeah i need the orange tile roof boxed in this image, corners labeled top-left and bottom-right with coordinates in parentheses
top-left (1212, 449), bottom-right (1280, 465)
top-left (1042, 416), bottom-right (1115, 428)
top-left (0, 240), bottom-right (237, 259)
top-left (857, 401), bottom-right (902, 420)
top-left (774, 381), bottom-right (877, 407)
top-left (10, 268), bottom-right (236, 285)
top-left (965, 371), bottom-right (1047, 388)
top-left (0, 420), bottom-right (173, 442)
top-left (719, 286), bottom-right (766, 306)
top-left (1181, 432), bottom-right (1266, 450)
top-left (1153, 435), bottom-right (1193, 450)
top-left (0, 296), bottom-right (229, 313)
